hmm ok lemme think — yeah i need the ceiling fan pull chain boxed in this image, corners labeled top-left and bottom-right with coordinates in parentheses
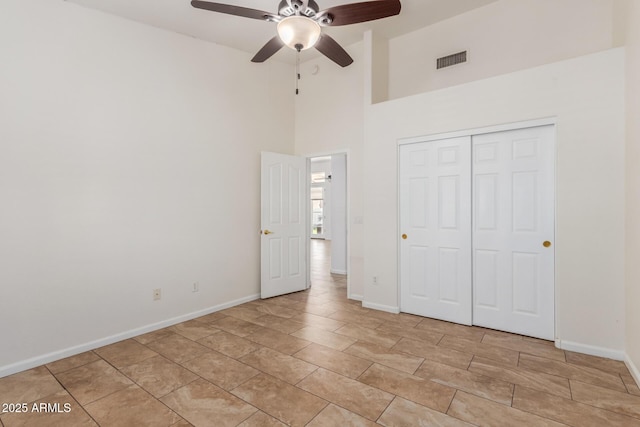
top-left (296, 50), bottom-right (300, 95)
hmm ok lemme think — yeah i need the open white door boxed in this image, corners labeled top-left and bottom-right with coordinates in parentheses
top-left (261, 152), bottom-right (309, 299)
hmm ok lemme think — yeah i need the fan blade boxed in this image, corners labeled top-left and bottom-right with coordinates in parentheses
top-left (251, 36), bottom-right (285, 63)
top-left (317, 0), bottom-right (401, 26)
top-left (191, 1), bottom-right (278, 21)
top-left (315, 34), bottom-right (353, 67)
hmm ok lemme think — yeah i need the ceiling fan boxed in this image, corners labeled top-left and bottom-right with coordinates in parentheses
top-left (191, 0), bottom-right (401, 67)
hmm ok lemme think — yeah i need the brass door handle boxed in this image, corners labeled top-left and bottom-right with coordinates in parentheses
top-left (263, 230), bottom-right (274, 235)
top-left (543, 241), bottom-right (552, 248)
top-left (402, 234), bottom-right (408, 240)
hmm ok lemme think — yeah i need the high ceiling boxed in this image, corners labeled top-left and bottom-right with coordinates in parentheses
top-left (66, 0), bottom-right (498, 63)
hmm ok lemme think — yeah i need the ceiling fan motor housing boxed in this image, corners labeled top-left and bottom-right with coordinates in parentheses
top-left (278, 0), bottom-right (319, 17)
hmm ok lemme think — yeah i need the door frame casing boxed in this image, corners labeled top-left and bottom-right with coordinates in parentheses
top-left (396, 117), bottom-right (557, 339)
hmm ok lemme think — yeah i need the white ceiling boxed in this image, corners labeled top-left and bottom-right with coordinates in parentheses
top-left (66, 0), bottom-right (498, 64)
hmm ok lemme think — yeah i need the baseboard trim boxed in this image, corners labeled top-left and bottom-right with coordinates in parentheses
top-left (0, 293), bottom-right (260, 379)
top-left (349, 293), bottom-right (363, 301)
top-left (625, 353), bottom-right (640, 387)
top-left (555, 339), bottom-right (625, 361)
top-left (362, 301), bottom-right (400, 314)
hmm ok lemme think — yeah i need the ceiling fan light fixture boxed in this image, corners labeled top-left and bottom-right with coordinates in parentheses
top-left (277, 16), bottom-right (321, 51)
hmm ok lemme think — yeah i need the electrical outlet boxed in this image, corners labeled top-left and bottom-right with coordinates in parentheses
top-left (153, 288), bottom-right (161, 301)
top-left (373, 276), bottom-right (378, 285)
top-left (192, 282), bottom-right (199, 293)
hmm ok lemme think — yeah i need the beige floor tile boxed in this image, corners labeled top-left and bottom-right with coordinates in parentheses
top-left (297, 368), bottom-right (394, 421)
top-left (248, 314), bottom-right (306, 334)
top-left (306, 404), bottom-right (378, 427)
top-left (377, 323), bottom-right (443, 345)
top-left (0, 390), bottom-right (96, 427)
top-left (54, 360), bottom-right (133, 405)
top-left (210, 316), bottom-right (267, 338)
top-left (0, 366), bottom-right (64, 404)
top-left (220, 306), bottom-right (265, 322)
top-left (161, 378), bottom-right (257, 427)
top-left (329, 310), bottom-right (383, 329)
top-left (345, 341), bottom-right (424, 374)
top-left (439, 335), bottom-right (519, 367)
top-left (133, 328), bottom-right (176, 345)
top-left (193, 311), bottom-right (227, 325)
top-left (468, 356), bottom-right (571, 399)
top-left (365, 311), bottom-right (422, 328)
top-left (565, 351), bottom-right (631, 375)
top-left (94, 339), bottom-right (158, 369)
top-left (518, 353), bottom-right (627, 392)
top-left (481, 334), bottom-right (566, 361)
top-left (522, 335), bottom-right (557, 346)
top-left (237, 411), bottom-right (287, 426)
top-left (146, 334), bottom-right (210, 364)
top-left (379, 396), bottom-right (473, 427)
top-left (292, 313), bottom-right (345, 332)
top-left (289, 301), bottom-right (339, 317)
top-left (334, 324), bottom-right (401, 348)
top-left (359, 363), bottom-right (456, 412)
top-left (85, 384), bottom-right (182, 426)
top-left (253, 303), bottom-right (299, 319)
top-left (120, 354), bottom-right (199, 398)
top-left (332, 301), bottom-right (373, 315)
top-left (513, 385), bottom-right (640, 427)
top-left (169, 320), bottom-right (218, 341)
top-left (196, 331), bottom-right (260, 359)
top-left (415, 318), bottom-right (485, 342)
top-left (293, 343), bottom-right (372, 378)
top-left (415, 360), bottom-right (514, 405)
top-left (240, 347), bottom-right (317, 384)
top-left (231, 374), bottom-right (327, 427)
top-left (623, 374), bottom-right (640, 396)
top-left (169, 420), bottom-right (193, 427)
top-left (291, 326), bottom-right (357, 351)
top-left (181, 351), bottom-right (260, 391)
top-left (570, 380), bottom-right (640, 419)
top-left (392, 337), bottom-right (473, 370)
top-left (265, 295), bottom-right (303, 307)
top-left (245, 328), bottom-right (310, 355)
top-left (45, 352), bottom-right (101, 375)
top-left (448, 390), bottom-right (566, 427)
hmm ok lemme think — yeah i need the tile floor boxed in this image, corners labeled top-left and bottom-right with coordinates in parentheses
top-left (1, 240), bottom-right (640, 426)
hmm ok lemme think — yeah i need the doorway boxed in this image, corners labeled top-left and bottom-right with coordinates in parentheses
top-left (309, 154), bottom-right (348, 284)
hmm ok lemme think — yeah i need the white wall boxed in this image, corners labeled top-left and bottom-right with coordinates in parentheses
top-left (363, 49), bottom-right (626, 356)
top-left (295, 43), bottom-right (365, 299)
top-left (625, 1), bottom-right (640, 381)
top-left (0, 0), bottom-right (294, 376)
top-left (388, 0), bottom-right (615, 100)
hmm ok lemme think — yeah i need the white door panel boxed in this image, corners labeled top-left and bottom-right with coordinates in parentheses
top-left (400, 137), bottom-right (472, 325)
top-left (472, 125), bottom-right (555, 340)
top-left (261, 152), bottom-right (308, 299)
top-left (399, 125), bottom-right (555, 340)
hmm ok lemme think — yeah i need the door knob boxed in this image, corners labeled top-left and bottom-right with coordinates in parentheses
top-left (263, 230), bottom-right (274, 235)
top-left (543, 241), bottom-right (551, 248)
top-left (402, 234), bottom-right (408, 240)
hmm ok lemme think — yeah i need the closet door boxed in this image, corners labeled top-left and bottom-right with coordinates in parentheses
top-left (472, 125), bottom-right (555, 340)
top-left (399, 137), bottom-right (472, 325)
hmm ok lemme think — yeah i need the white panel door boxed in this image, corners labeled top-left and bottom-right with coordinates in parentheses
top-left (261, 152), bottom-right (308, 299)
top-left (472, 125), bottom-right (555, 340)
top-left (400, 137), bottom-right (472, 325)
